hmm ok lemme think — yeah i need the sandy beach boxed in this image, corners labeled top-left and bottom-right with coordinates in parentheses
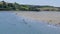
top-left (15, 11), bottom-right (60, 25)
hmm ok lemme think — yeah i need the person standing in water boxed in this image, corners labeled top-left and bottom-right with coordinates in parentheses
top-left (23, 19), bottom-right (27, 24)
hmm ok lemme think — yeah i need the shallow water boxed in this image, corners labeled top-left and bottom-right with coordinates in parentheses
top-left (0, 11), bottom-right (60, 34)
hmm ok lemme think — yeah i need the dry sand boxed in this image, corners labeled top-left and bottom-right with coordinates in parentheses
top-left (15, 11), bottom-right (60, 25)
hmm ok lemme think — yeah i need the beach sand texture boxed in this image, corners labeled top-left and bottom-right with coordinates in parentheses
top-left (15, 11), bottom-right (60, 24)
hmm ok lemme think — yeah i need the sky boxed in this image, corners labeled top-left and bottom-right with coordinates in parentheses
top-left (0, 0), bottom-right (60, 7)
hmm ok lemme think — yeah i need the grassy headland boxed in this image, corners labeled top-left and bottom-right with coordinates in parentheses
top-left (0, 1), bottom-right (60, 11)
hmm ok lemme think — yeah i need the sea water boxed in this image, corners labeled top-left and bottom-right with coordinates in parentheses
top-left (0, 11), bottom-right (60, 34)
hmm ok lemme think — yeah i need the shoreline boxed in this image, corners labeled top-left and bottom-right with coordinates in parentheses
top-left (14, 11), bottom-right (60, 27)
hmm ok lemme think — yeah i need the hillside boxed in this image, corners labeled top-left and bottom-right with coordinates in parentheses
top-left (0, 1), bottom-right (60, 11)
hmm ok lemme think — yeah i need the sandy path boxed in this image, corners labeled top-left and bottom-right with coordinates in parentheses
top-left (15, 11), bottom-right (60, 24)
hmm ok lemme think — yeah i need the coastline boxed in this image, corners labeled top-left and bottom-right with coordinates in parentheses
top-left (14, 11), bottom-right (60, 27)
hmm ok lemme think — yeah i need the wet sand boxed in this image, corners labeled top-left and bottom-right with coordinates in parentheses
top-left (15, 11), bottom-right (60, 25)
